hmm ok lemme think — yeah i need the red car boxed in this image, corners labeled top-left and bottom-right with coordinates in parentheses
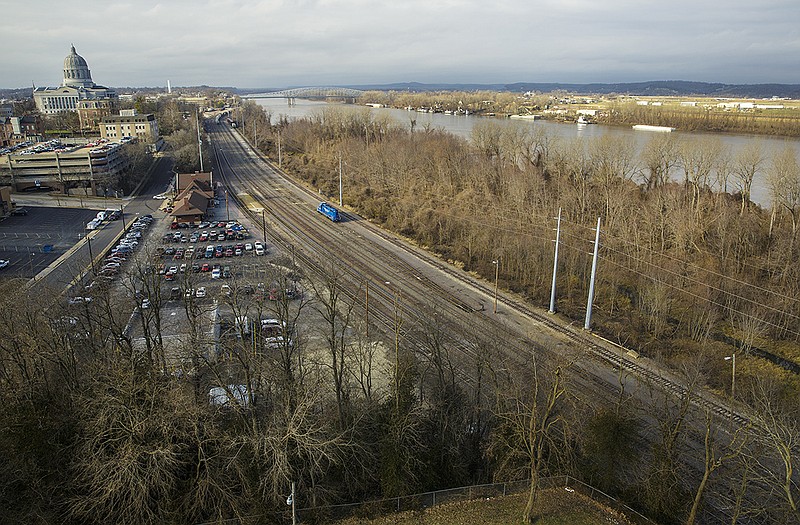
top-left (201, 263), bottom-right (210, 272)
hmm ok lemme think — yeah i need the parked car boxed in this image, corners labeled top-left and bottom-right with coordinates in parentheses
top-left (196, 287), bottom-right (207, 298)
top-left (0, 260), bottom-right (9, 269)
top-left (211, 268), bottom-right (222, 279)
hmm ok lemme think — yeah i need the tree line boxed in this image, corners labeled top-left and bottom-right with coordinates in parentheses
top-left (0, 238), bottom-right (797, 524)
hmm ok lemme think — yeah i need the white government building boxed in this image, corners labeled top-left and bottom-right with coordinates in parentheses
top-left (33, 45), bottom-right (117, 115)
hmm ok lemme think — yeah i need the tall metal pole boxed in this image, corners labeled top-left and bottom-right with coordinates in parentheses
top-left (549, 207), bottom-right (562, 314)
top-left (365, 280), bottom-right (370, 340)
top-left (87, 235), bottom-right (95, 275)
top-left (493, 259), bottom-right (499, 314)
top-left (338, 154), bottom-right (343, 206)
top-left (291, 481), bottom-right (297, 525)
top-left (261, 209), bottom-right (266, 245)
top-left (225, 189), bottom-right (230, 221)
top-left (584, 217), bottom-right (601, 330)
top-left (196, 108), bottom-right (204, 172)
top-left (726, 354), bottom-right (736, 400)
top-left (119, 204), bottom-right (126, 230)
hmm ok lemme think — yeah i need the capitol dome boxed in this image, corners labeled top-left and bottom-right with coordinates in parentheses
top-left (62, 44), bottom-right (94, 88)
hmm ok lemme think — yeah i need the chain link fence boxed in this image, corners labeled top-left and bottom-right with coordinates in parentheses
top-left (197, 475), bottom-right (657, 525)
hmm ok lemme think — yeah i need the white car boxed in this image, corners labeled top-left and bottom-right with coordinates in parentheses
top-left (244, 243), bottom-right (253, 251)
top-left (196, 287), bottom-right (207, 298)
top-left (0, 260), bottom-right (9, 269)
top-left (141, 298), bottom-right (151, 309)
top-left (211, 268), bottom-right (221, 279)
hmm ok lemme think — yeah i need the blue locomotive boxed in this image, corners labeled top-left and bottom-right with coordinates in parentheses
top-left (317, 202), bottom-right (341, 222)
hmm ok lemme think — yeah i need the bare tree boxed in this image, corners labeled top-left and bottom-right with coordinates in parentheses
top-left (767, 145), bottom-right (800, 246)
top-left (686, 409), bottom-right (751, 525)
top-left (734, 141), bottom-right (766, 215)
top-left (488, 354), bottom-right (570, 523)
top-left (312, 263), bottom-right (358, 427)
top-left (749, 376), bottom-right (800, 521)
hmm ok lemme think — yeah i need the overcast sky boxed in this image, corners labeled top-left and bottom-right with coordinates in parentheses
top-left (3, 0), bottom-right (799, 89)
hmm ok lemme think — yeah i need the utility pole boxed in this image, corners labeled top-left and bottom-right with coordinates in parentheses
top-left (584, 217), bottom-right (601, 330)
top-left (492, 259), bottom-right (499, 314)
top-left (549, 207), bottom-right (562, 314)
top-left (225, 189), bottom-right (230, 221)
top-left (119, 204), bottom-right (126, 230)
top-left (365, 280), bottom-right (369, 340)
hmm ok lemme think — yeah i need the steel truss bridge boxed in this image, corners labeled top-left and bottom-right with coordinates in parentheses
top-left (242, 87), bottom-right (364, 99)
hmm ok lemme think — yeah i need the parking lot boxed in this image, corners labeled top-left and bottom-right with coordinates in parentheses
top-left (0, 206), bottom-right (99, 278)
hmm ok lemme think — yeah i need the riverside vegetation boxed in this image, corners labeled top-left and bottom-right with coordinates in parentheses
top-left (0, 97), bottom-right (798, 525)
top-left (357, 90), bottom-right (800, 137)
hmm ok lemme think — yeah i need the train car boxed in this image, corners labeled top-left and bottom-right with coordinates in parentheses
top-left (316, 202), bottom-right (340, 222)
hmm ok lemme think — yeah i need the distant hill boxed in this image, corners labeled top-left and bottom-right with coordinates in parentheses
top-left (343, 81), bottom-right (800, 99)
top-left (6, 81), bottom-right (800, 102)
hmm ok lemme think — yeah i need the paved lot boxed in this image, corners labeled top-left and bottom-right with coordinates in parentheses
top-left (0, 206), bottom-right (99, 277)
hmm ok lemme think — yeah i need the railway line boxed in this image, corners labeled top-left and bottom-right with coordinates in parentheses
top-left (209, 123), bottom-right (750, 430)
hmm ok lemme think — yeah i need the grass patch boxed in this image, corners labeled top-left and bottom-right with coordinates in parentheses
top-left (333, 490), bottom-right (641, 525)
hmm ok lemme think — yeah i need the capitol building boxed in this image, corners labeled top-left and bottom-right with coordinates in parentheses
top-left (33, 45), bottom-right (117, 122)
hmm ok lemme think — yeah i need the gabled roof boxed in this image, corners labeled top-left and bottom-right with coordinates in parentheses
top-left (171, 190), bottom-right (209, 217)
top-left (176, 178), bottom-right (213, 200)
top-left (176, 171), bottom-right (212, 192)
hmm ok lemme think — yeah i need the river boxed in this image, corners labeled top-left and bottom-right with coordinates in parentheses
top-left (253, 98), bottom-right (800, 207)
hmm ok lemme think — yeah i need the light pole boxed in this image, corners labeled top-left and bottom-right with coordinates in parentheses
top-left (725, 354), bottom-right (736, 400)
top-left (225, 189), bottom-right (230, 221)
top-left (492, 259), bottom-right (499, 314)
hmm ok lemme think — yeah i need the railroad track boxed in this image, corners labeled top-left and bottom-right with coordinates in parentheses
top-left (210, 124), bottom-right (750, 427)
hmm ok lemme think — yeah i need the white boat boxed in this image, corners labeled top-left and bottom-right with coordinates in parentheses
top-left (576, 116), bottom-right (591, 125)
top-left (632, 124), bottom-right (675, 132)
top-left (510, 114), bottom-right (540, 120)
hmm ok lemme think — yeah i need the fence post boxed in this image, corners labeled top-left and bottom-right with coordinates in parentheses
top-left (396, 497), bottom-right (400, 512)
top-left (432, 491), bottom-right (436, 507)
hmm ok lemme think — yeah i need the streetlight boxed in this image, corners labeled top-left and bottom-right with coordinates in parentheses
top-left (79, 233), bottom-right (95, 275)
top-left (725, 354), bottom-right (736, 401)
top-left (225, 189), bottom-right (230, 221)
top-left (492, 259), bottom-right (499, 314)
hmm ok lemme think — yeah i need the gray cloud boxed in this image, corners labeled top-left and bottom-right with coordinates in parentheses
top-left (3, 0), bottom-right (799, 88)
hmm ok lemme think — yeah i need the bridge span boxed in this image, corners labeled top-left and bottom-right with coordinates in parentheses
top-left (242, 87), bottom-right (364, 99)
